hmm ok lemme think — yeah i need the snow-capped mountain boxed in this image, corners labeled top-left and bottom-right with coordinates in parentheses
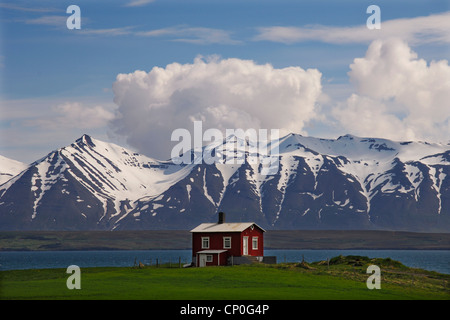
top-left (0, 155), bottom-right (27, 185)
top-left (0, 133), bottom-right (449, 231)
top-left (0, 135), bottom-right (192, 230)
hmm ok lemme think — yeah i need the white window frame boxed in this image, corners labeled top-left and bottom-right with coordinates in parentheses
top-left (252, 236), bottom-right (258, 250)
top-left (223, 236), bottom-right (232, 249)
top-left (201, 237), bottom-right (210, 249)
top-left (206, 255), bottom-right (213, 262)
top-left (243, 236), bottom-right (248, 255)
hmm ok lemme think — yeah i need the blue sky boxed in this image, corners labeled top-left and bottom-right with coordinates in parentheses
top-left (0, 0), bottom-right (449, 163)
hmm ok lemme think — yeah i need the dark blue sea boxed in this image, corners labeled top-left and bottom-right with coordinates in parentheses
top-left (0, 249), bottom-right (449, 274)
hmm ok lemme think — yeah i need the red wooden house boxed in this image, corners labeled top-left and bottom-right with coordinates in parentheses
top-left (190, 212), bottom-right (265, 267)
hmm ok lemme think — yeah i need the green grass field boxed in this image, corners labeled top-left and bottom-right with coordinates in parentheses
top-left (1, 256), bottom-right (449, 300)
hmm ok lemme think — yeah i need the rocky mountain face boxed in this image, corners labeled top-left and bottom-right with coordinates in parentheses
top-left (0, 133), bottom-right (449, 231)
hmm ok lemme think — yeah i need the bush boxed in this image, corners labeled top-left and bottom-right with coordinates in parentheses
top-left (328, 255), bottom-right (371, 266)
top-left (371, 257), bottom-right (406, 269)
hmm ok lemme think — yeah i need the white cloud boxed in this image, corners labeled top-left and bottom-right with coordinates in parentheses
top-left (25, 15), bottom-right (67, 26)
top-left (24, 102), bottom-right (115, 130)
top-left (76, 25), bottom-right (239, 44)
top-left (125, 0), bottom-right (155, 7)
top-left (332, 38), bottom-right (450, 143)
top-left (255, 11), bottom-right (450, 45)
top-left (0, 98), bottom-right (117, 163)
top-left (111, 56), bottom-right (322, 159)
top-left (332, 94), bottom-right (416, 141)
top-left (80, 27), bottom-right (134, 36)
top-left (0, 99), bottom-right (115, 132)
top-left (137, 26), bottom-right (240, 45)
top-left (0, 3), bottom-right (58, 13)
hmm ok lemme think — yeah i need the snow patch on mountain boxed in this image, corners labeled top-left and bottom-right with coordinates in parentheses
top-left (0, 155), bottom-right (27, 185)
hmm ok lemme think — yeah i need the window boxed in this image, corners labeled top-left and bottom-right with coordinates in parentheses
top-left (201, 237), bottom-right (209, 249)
top-left (206, 255), bottom-right (213, 262)
top-left (252, 237), bottom-right (258, 250)
top-left (223, 237), bottom-right (231, 249)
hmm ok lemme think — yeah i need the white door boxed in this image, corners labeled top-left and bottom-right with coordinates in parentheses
top-left (243, 237), bottom-right (248, 255)
top-left (199, 254), bottom-right (207, 267)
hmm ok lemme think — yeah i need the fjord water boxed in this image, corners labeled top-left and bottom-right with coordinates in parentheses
top-left (1, 249), bottom-right (449, 274)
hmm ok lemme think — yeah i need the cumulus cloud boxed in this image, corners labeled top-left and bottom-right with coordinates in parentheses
top-left (111, 56), bottom-right (322, 159)
top-left (332, 94), bottom-right (416, 141)
top-left (333, 38), bottom-right (450, 142)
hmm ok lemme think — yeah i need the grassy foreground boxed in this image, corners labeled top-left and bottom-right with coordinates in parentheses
top-left (1, 256), bottom-right (449, 300)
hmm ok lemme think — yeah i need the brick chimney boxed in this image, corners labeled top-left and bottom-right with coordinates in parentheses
top-left (218, 212), bottom-right (225, 224)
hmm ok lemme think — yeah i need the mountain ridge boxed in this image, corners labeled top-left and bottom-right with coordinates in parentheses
top-left (0, 133), bottom-right (449, 231)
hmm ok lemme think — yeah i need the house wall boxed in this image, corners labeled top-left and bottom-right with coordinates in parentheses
top-left (240, 226), bottom-right (264, 257)
top-left (198, 251), bottom-right (228, 267)
top-left (192, 232), bottom-right (242, 257)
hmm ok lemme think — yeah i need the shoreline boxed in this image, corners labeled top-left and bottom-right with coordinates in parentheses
top-left (1, 230), bottom-right (449, 251)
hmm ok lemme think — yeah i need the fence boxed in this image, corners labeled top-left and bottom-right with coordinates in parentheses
top-left (133, 256), bottom-right (193, 268)
top-left (132, 255), bottom-right (277, 268)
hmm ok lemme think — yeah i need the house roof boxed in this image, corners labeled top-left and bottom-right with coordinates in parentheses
top-left (190, 222), bottom-right (265, 233)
